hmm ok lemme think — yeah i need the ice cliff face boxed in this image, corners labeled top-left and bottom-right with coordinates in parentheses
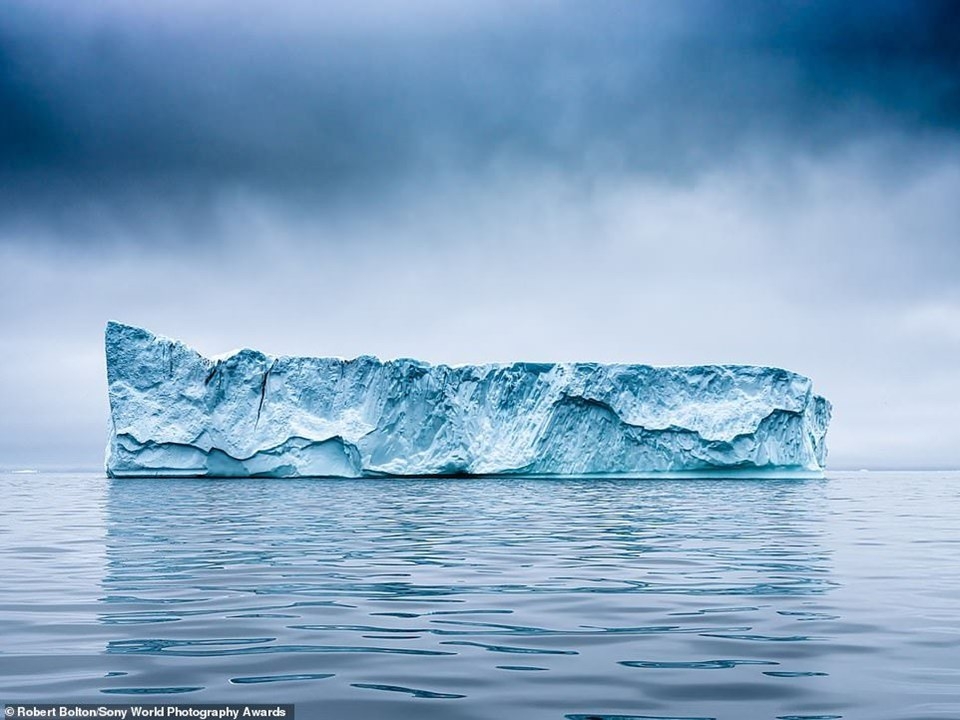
top-left (105, 322), bottom-right (831, 478)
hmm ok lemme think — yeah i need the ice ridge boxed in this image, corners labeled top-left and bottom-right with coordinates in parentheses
top-left (105, 322), bottom-right (831, 478)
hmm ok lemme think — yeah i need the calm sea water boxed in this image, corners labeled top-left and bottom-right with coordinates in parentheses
top-left (1, 471), bottom-right (958, 719)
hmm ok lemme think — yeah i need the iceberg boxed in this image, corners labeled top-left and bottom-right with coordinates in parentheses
top-left (104, 322), bottom-right (831, 478)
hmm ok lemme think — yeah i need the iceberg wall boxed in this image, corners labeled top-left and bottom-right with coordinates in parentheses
top-left (105, 322), bottom-right (831, 478)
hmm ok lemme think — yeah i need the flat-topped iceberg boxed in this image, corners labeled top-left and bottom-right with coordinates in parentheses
top-left (105, 322), bottom-right (831, 478)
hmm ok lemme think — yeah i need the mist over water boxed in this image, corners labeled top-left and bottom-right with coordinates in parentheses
top-left (2, 471), bottom-right (958, 719)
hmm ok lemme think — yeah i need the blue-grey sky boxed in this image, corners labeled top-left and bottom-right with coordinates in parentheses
top-left (1, 0), bottom-right (958, 469)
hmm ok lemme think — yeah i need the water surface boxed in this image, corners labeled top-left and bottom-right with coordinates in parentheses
top-left (2, 471), bottom-right (958, 719)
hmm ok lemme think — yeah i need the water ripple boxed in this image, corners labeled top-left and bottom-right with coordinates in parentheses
top-left (230, 673), bottom-right (335, 684)
top-left (100, 687), bottom-right (203, 695)
top-left (350, 683), bottom-right (466, 699)
top-left (619, 659), bottom-right (778, 670)
top-left (440, 640), bottom-right (579, 655)
top-left (764, 671), bottom-right (829, 677)
top-left (107, 638), bottom-right (456, 657)
top-left (4, 472), bottom-right (959, 720)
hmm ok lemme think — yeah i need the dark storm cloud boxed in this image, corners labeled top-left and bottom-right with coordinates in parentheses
top-left (1, 0), bottom-right (958, 242)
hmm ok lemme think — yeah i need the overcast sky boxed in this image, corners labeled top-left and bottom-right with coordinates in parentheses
top-left (1, 0), bottom-right (958, 470)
